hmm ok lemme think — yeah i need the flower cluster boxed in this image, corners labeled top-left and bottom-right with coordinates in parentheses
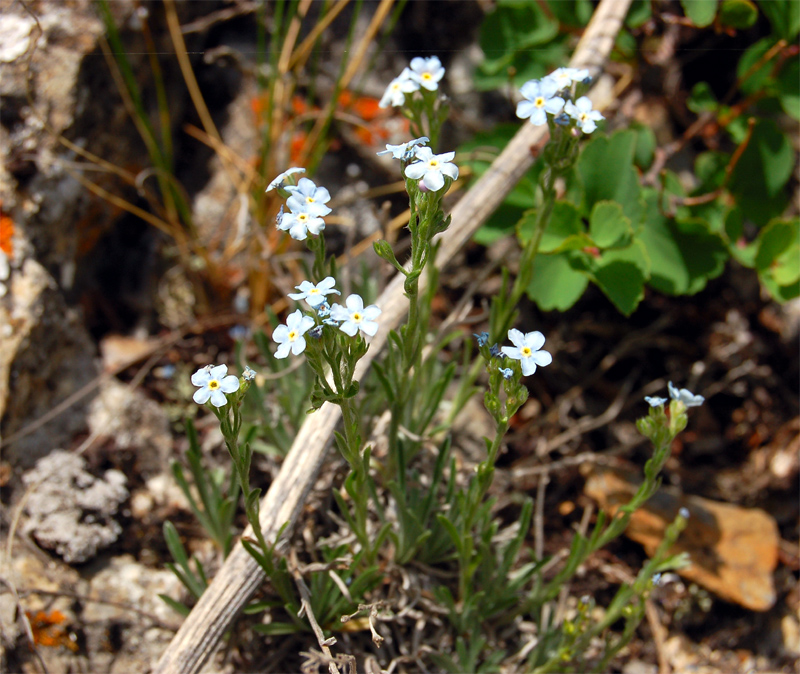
top-left (377, 136), bottom-right (459, 193)
top-left (379, 56), bottom-right (445, 108)
top-left (477, 329), bottom-right (554, 377)
top-left (191, 364), bottom-right (241, 407)
top-left (516, 67), bottom-right (604, 134)
top-left (274, 276), bottom-right (381, 358)
top-left (267, 168), bottom-right (332, 241)
top-left (645, 382), bottom-right (705, 408)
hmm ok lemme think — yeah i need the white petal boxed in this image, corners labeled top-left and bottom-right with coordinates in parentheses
top-left (275, 341), bottom-right (292, 359)
top-left (191, 369), bottom-right (211, 386)
top-left (360, 320), bottom-right (379, 336)
top-left (210, 389), bottom-right (228, 407)
top-left (193, 387), bottom-right (212, 404)
top-left (423, 170), bottom-right (445, 192)
top-left (523, 331), bottom-right (546, 351)
top-left (501, 346), bottom-right (521, 360)
top-left (345, 294), bottom-right (364, 312)
top-left (273, 324), bottom-right (289, 343)
top-left (209, 364), bottom-right (228, 380)
top-left (220, 375), bottom-right (240, 393)
top-left (339, 320), bottom-right (358, 337)
top-left (507, 329), bottom-right (525, 348)
top-left (521, 359), bottom-right (537, 376)
top-left (291, 335), bottom-right (307, 355)
top-left (404, 163), bottom-right (426, 180)
top-left (532, 350), bottom-right (552, 367)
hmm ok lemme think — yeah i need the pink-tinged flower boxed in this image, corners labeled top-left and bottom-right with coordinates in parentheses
top-left (329, 294), bottom-right (381, 337)
top-left (192, 364), bottom-right (240, 407)
top-left (404, 146), bottom-right (458, 192)
top-left (501, 329), bottom-right (553, 376)
top-left (273, 310), bottom-right (316, 358)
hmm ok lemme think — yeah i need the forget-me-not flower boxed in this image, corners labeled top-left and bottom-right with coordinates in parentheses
top-left (408, 56), bottom-right (445, 91)
top-left (474, 331), bottom-right (489, 347)
top-left (516, 79), bottom-right (565, 126)
top-left (330, 294), bottom-right (381, 337)
top-left (278, 203), bottom-right (326, 241)
top-left (273, 309), bottom-right (316, 358)
top-left (379, 67), bottom-right (419, 108)
top-left (645, 396), bottom-right (669, 407)
top-left (546, 67), bottom-right (591, 91)
top-left (377, 136), bottom-right (430, 161)
top-left (285, 177), bottom-right (332, 217)
top-left (266, 167), bottom-right (305, 192)
top-left (192, 364), bottom-right (241, 407)
top-left (404, 146), bottom-right (458, 192)
top-left (501, 329), bottom-right (553, 376)
top-left (499, 367), bottom-right (514, 380)
top-left (288, 276), bottom-right (340, 308)
top-left (565, 96), bottom-right (604, 134)
top-left (668, 381), bottom-right (704, 407)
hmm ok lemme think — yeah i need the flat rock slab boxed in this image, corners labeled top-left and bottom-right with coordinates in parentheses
top-left (584, 466), bottom-right (779, 611)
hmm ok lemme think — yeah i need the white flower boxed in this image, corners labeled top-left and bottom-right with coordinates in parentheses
top-left (668, 382), bottom-right (704, 407)
top-left (379, 67), bottom-right (419, 108)
top-left (565, 96), bottom-right (604, 134)
top-left (266, 167), bottom-right (305, 192)
top-left (408, 56), bottom-right (445, 92)
top-left (288, 276), bottom-right (340, 308)
top-left (546, 67), bottom-right (590, 91)
top-left (516, 79), bottom-right (565, 126)
top-left (501, 329), bottom-right (553, 376)
top-left (285, 177), bottom-right (332, 217)
top-left (404, 146), bottom-right (458, 192)
top-left (277, 203), bottom-right (326, 240)
top-left (191, 364), bottom-right (240, 407)
top-left (273, 309), bottom-right (316, 358)
top-left (645, 396), bottom-right (668, 407)
top-left (377, 136), bottom-right (430, 160)
top-left (329, 294), bottom-right (381, 337)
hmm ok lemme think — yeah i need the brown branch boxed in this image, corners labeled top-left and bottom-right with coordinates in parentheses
top-left (153, 2), bottom-right (633, 672)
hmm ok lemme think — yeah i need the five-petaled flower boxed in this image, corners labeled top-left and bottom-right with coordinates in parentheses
top-left (273, 309), bottom-right (316, 358)
top-left (501, 329), bottom-right (553, 376)
top-left (379, 68), bottom-right (419, 108)
top-left (192, 364), bottom-right (241, 407)
top-left (330, 294), bottom-right (381, 337)
top-left (266, 167), bottom-right (305, 192)
top-left (277, 204), bottom-right (326, 241)
top-left (668, 382), bottom-right (704, 407)
top-left (285, 178), bottom-right (332, 217)
top-left (408, 56), bottom-right (445, 91)
top-left (645, 396), bottom-right (668, 407)
top-left (377, 136), bottom-right (430, 161)
top-left (546, 67), bottom-right (590, 92)
top-left (565, 96), bottom-right (604, 134)
top-left (404, 146), bottom-right (458, 192)
top-left (288, 276), bottom-right (340, 308)
top-left (516, 79), bottom-right (565, 126)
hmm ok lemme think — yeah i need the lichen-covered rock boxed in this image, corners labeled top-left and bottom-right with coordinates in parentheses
top-left (22, 450), bottom-right (128, 563)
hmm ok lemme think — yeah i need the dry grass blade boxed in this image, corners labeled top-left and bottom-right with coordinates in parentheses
top-left (153, 2), bottom-right (633, 672)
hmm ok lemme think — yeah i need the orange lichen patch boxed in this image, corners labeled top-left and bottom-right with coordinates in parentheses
top-left (337, 91), bottom-right (384, 122)
top-left (0, 207), bottom-right (13, 256)
top-left (290, 130), bottom-right (309, 164)
top-left (27, 610), bottom-right (79, 652)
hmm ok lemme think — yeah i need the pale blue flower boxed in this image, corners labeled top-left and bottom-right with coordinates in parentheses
top-left (242, 366), bottom-right (257, 381)
top-left (668, 381), bottom-right (704, 407)
top-left (565, 96), bottom-right (604, 134)
top-left (192, 364), bottom-right (240, 407)
top-left (501, 329), bottom-right (553, 376)
top-left (285, 177), bottom-right (332, 217)
top-left (329, 294), bottom-right (381, 337)
top-left (645, 396), bottom-right (668, 407)
top-left (404, 146), bottom-right (458, 192)
top-left (377, 136), bottom-right (430, 160)
top-left (546, 67), bottom-right (591, 92)
top-left (266, 167), bottom-right (305, 192)
top-left (408, 56), bottom-right (445, 92)
top-left (516, 79), bottom-right (565, 126)
top-left (379, 67), bottom-right (419, 108)
top-left (474, 331), bottom-right (489, 347)
top-left (273, 309), bottom-right (316, 358)
top-left (288, 276), bottom-right (340, 308)
top-left (277, 203), bottom-right (326, 241)
top-left (499, 367), bottom-right (513, 380)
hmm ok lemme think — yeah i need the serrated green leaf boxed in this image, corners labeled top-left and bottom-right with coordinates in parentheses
top-left (527, 252), bottom-right (589, 311)
top-left (590, 201), bottom-right (632, 248)
top-left (719, 0), bottom-right (758, 29)
top-left (681, 0), bottom-right (718, 27)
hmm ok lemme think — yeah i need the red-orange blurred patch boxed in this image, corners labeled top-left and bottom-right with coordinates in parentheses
top-left (0, 205), bottom-right (13, 256)
top-left (27, 610), bottom-right (79, 652)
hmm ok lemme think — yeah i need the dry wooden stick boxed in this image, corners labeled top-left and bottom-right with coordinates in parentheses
top-left (154, 2), bottom-right (632, 671)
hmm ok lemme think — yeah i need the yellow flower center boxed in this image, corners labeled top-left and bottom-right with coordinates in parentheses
top-left (430, 159), bottom-right (439, 168)
top-left (422, 73), bottom-right (433, 82)
top-left (306, 196), bottom-right (315, 203)
top-left (535, 96), bottom-right (545, 107)
top-left (298, 213), bottom-right (308, 222)
top-left (208, 379), bottom-right (220, 390)
top-left (521, 347), bottom-right (532, 357)
top-left (288, 330), bottom-right (298, 341)
top-left (353, 312), bottom-right (363, 323)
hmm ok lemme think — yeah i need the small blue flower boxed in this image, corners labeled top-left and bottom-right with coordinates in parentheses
top-left (308, 325), bottom-right (324, 339)
top-left (317, 302), bottom-right (331, 317)
top-left (645, 396), bottom-right (668, 407)
top-left (668, 381), bottom-right (704, 407)
top-left (288, 277), bottom-right (340, 308)
top-left (323, 318), bottom-right (340, 327)
top-left (679, 507), bottom-right (690, 519)
top-left (554, 112), bottom-right (571, 126)
top-left (191, 364), bottom-right (241, 407)
top-left (474, 331), bottom-right (489, 347)
top-left (489, 344), bottom-right (501, 359)
top-left (499, 367), bottom-right (513, 380)
top-left (242, 366), bottom-right (257, 381)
